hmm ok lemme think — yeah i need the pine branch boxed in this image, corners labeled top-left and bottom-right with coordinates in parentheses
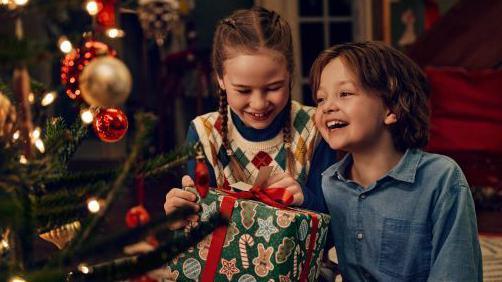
top-left (67, 214), bottom-right (226, 282)
top-left (67, 113), bottom-right (156, 254)
top-left (43, 117), bottom-right (88, 173)
top-left (140, 143), bottom-right (195, 179)
top-left (55, 207), bottom-right (194, 263)
top-left (42, 170), bottom-right (117, 194)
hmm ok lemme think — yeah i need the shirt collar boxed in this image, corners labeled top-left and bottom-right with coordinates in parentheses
top-left (322, 149), bottom-right (423, 184)
top-left (322, 153), bottom-right (352, 181)
top-left (387, 148), bottom-right (422, 183)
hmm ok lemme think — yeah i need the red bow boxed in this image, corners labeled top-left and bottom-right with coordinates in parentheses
top-left (221, 186), bottom-right (294, 209)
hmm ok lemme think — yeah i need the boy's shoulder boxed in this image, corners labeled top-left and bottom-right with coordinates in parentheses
top-left (416, 150), bottom-right (469, 190)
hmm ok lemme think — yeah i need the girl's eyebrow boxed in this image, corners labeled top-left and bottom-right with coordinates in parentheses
top-left (231, 79), bottom-right (286, 88)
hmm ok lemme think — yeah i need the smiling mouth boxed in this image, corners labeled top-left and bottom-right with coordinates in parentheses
top-left (245, 111), bottom-right (272, 121)
top-left (326, 120), bottom-right (348, 130)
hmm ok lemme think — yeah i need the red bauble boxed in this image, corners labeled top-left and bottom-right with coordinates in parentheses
top-left (93, 108), bottom-right (128, 142)
top-left (195, 160), bottom-right (209, 198)
top-left (61, 40), bottom-right (116, 100)
top-left (125, 205), bottom-right (150, 228)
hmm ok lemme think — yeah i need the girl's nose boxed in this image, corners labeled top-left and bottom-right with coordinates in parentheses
top-left (249, 92), bottom-right (268, 110)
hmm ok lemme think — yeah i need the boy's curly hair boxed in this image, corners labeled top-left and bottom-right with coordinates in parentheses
top-left (310, 41), bottom-right (430, 151)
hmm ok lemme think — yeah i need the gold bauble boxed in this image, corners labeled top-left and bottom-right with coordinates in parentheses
top-left (79, 56), bottom-right (132, 107)
top-left (39, 221), bottom-right (81, 249)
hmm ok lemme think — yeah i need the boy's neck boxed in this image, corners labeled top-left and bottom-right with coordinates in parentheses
top-left (348, 142), bottom-right (403, 189)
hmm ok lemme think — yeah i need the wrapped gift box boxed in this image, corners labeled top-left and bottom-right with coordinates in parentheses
top-left (166, 187), bottom-right (331, 281)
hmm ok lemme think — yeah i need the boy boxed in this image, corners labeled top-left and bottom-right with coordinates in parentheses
top-left (310, 41), bottom-right (482, 281)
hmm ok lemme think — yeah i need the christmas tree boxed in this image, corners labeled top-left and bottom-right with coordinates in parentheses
top-left (0, 1), bottom-right (223, 281)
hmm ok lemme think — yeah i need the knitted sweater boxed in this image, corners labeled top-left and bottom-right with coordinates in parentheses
top-left (191, 101), bottom-right (318, 187)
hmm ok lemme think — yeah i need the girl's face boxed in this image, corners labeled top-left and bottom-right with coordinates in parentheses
top-left (314, 57), bottom-right (397, 152)
top-left (218, 49), bottom-right (290, 129)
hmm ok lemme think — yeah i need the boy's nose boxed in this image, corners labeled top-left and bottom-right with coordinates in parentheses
top-left (321, 98), bottom-right (339, 114)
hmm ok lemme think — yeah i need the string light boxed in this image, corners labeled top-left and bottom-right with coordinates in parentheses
top-left (85, 0), bottom-right (99, 16)
top-left (28, 92), bottom-right (35, 104)
top-left (34, 139), bottom-right (45, 153)
top-left (9, 276), bottom-right (26, 282)
top-left (31, 127), bottom-right (41, 140)
top-left (41, 91), bottom-right (57, 106)
top-left (13, 0), bottom-right (28, 5)
top-left (78, 263), bottom-right (91, 274)
top-left (19, 155), bottom-right (28, 164)
top-left (105, 28), bottom-right (125, 39)
top-left (87, 198), bottom-right (101, 213)
top-left (12, 130), bottom-right (20, 141)
top-left (58, 36), bottom-right (73, 54)
top-left (80, 108), bottom-right (94, 124)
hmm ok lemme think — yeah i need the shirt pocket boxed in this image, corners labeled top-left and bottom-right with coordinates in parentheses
top-left (378, 217), bottom-right (432, 280)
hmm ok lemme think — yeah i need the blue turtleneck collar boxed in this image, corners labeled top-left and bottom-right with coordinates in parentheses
top-left (230, 106), bottom-right (287, 142)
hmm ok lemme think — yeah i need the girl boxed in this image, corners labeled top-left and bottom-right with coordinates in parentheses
top-left (163, 7), bottom-right (336, 229)
top-left (311, 41), bottom-right (482, 281)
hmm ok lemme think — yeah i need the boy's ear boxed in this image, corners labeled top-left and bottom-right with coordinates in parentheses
top-left (384, 111), bottom-right (397, 125)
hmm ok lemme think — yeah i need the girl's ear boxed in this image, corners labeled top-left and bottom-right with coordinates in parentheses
top-left (384, 111), bottom-right (397, 125)
top-left (217, 76), bottom-right (225, 91)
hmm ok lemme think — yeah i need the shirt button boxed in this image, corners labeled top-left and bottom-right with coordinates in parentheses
top-left (359, 194), bottom-right (366, 199)
top-left (356, 232), bottom-right (364, 240)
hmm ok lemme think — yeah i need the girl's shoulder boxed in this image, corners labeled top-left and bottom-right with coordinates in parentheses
top-left (291, 100), bottom-right (315, 116)
top-left (192, 111), bottom-right (220, 125)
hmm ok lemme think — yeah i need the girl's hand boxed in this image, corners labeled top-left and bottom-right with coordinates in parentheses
top-left (265, 172), bottom-right (304, 206)
top-left (163, 175), bottom-right (200, 230)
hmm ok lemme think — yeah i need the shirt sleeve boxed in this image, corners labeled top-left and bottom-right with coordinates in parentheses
top-left (301, 139), bottom-right (337, 214)
top-left (186, 122), bottom-right (217, 187)
top-left (428, 166), bottom-right (483, 281)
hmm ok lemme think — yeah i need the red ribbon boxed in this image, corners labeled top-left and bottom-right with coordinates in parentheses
top-left (200, 196), bottom-right (236, 282)
top-left (200, 188), bottom-right (320, 281)
top-left (221, 186), bottom-right (294, 209)
top-left (195, 160), bottom-right (209, 198)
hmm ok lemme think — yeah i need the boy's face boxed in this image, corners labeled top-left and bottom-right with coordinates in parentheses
top-left (314, 58), bottom-right (397, 152)
top-left (218, 49), bottom-right (290, 129)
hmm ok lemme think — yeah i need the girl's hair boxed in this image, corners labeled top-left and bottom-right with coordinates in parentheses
top-left (310, 41), bottom-right (430, 151)
top-left (212, 7), bottom-right (296, 181)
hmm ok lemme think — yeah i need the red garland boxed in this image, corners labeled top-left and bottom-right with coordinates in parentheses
top-left (61, 40), bottom-right (116, 101)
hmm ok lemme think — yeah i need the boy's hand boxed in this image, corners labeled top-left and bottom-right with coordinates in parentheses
top-left (163, 175), bottom-right (200, 230)
top-left (265, 172), bottom-right (304, 206)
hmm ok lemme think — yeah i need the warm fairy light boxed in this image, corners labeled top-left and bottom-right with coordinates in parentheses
top-left (1, 0), bottom-right (9, 5)
top-left (41, 91), bottom-right (57, 106)
top-left (78, 263), bottom-right (90, 274)
top-left (28, 92), bottom-right (34, 104)
top-left (19, 155), bottom-right (27, 164)
top-left (1, 239), bottom-right (8, 248)
top-left (12, 130), bottom-right (20, 141)
top-left (13, 0), bottom-right (28, 6)
top-left (31, 127), bottom-right (41, 140)
top-left (106, 28), bottom-right (125, 38)
top-left (87, 198), bottom-right (101, 213)
top-left (80, 109), bottom-right (94, 124)
top-left (9, 276), bottom-right (26, 282)
top-left (58, 36), bottom-right (73, 54)
top-left (85, 0), bottom-right (99, 16)
top-left (35, 139), bottom-right (45, 153)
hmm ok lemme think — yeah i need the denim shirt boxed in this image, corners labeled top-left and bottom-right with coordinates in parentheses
top-left (322, 149), bottom-right (482, 282)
